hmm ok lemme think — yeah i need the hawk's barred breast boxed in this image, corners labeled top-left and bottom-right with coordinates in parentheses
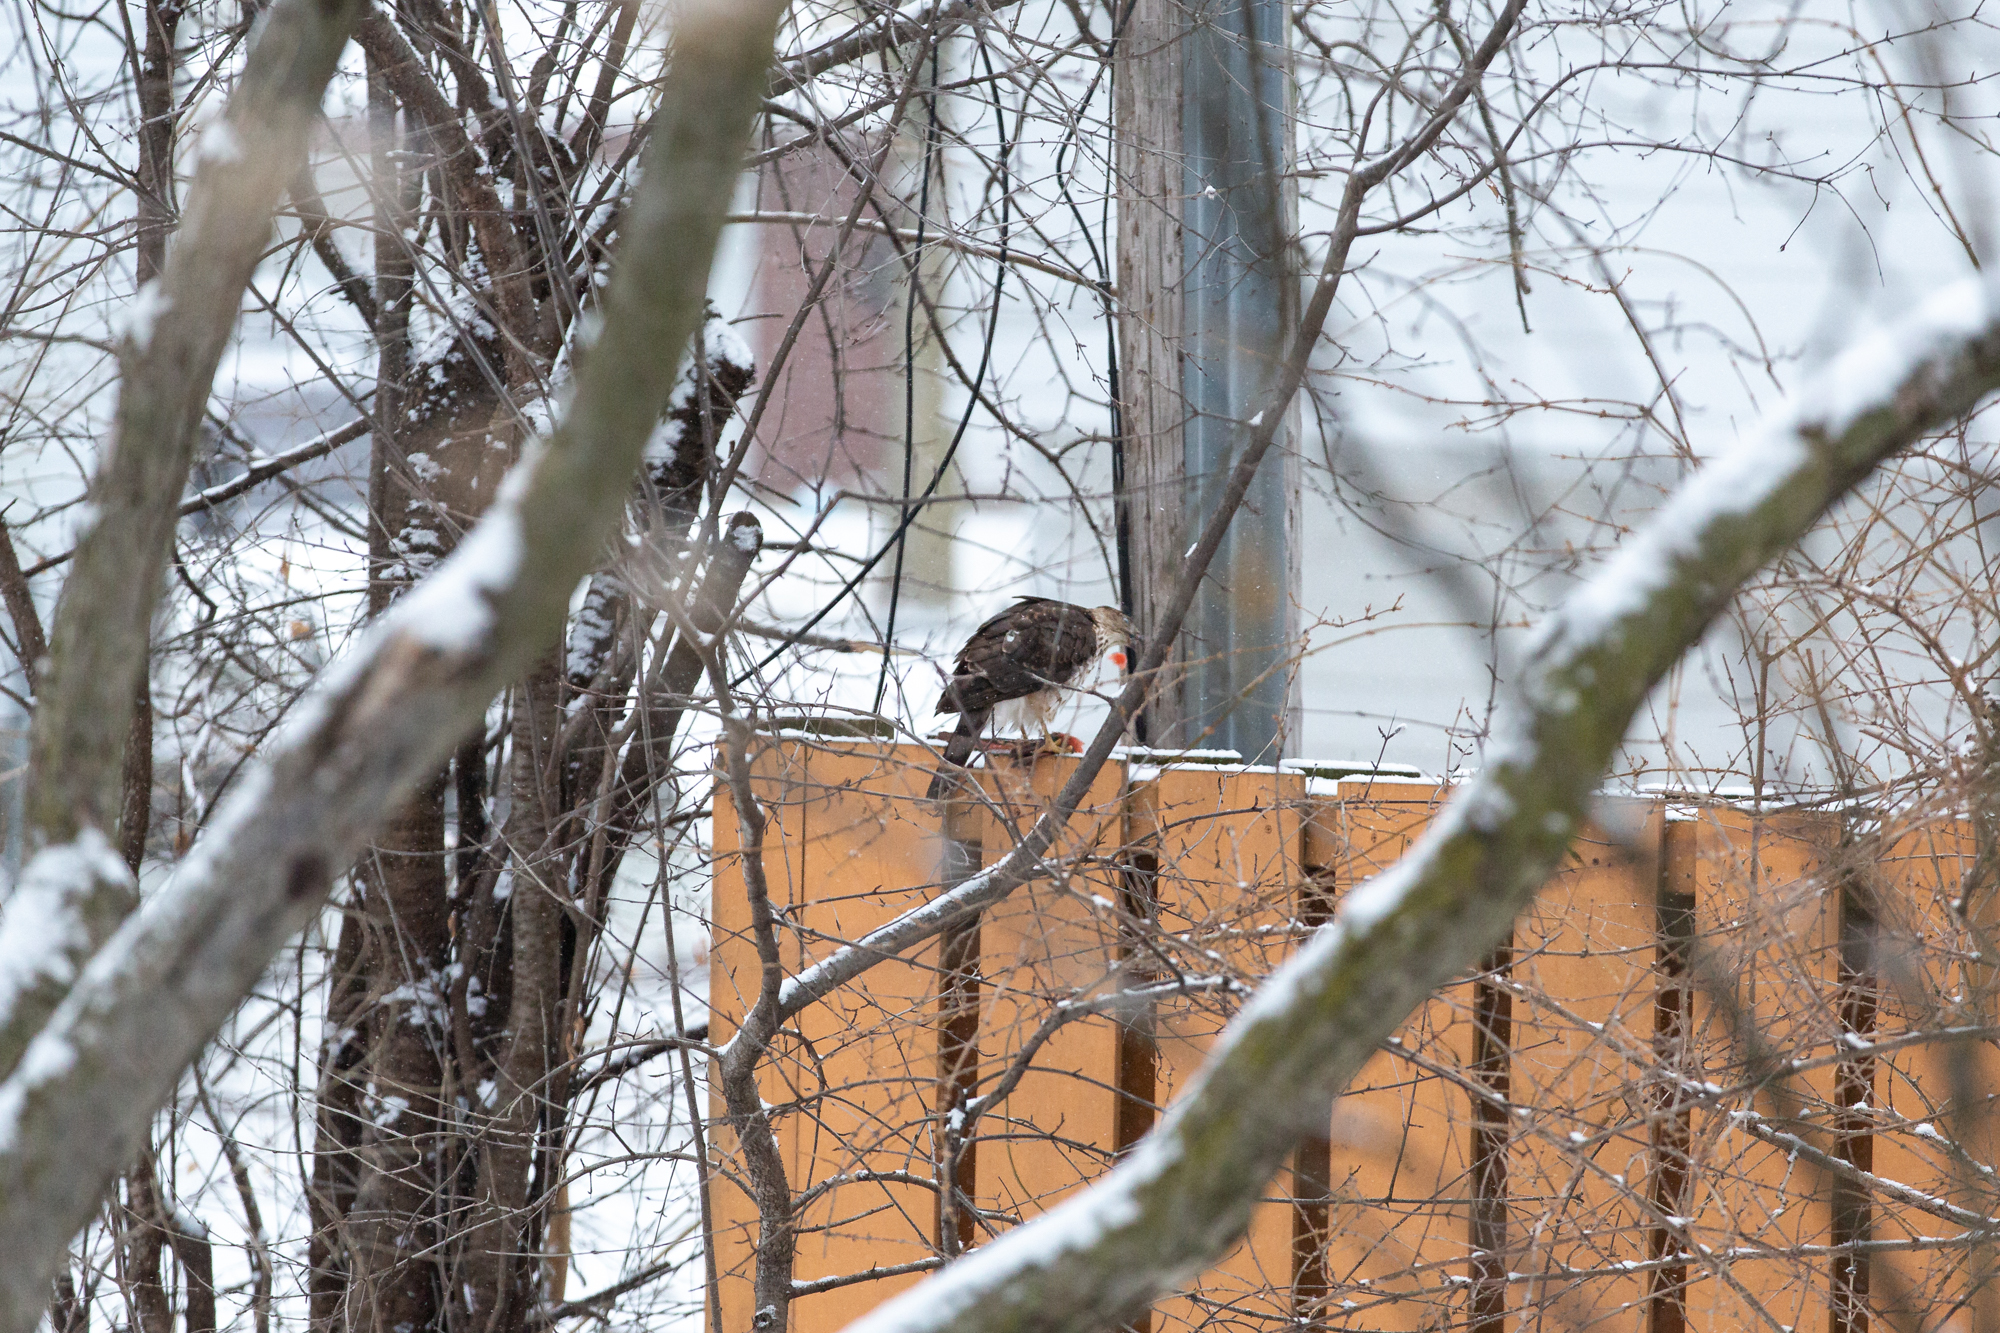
top-left (925, 598), bottom-right (1133, 801)
top-left (935, 597), bottom-right (1104, 716)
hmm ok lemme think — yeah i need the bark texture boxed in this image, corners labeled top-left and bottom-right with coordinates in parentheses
top-left (1114, 0), bottom-right (1188, 744)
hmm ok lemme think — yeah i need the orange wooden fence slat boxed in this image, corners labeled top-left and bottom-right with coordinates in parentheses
top-left (1869, 813), bottom-right (1997, 1329)
top-left (710, 742), bottom-right (802, 1333)
top-left (1683, 808), bottom-right (1841, 1333)
top-left (972, 754), bottom-right (1130, 1230)
top-left (789, 745), bottom-right (944, 1330)
top-left (1504, 806), bottom-right (1661, 1333)
top-left (1142, 765), bottom-right (1306, 1333)
top-left (712, 740), bottom-right (949, 1333)
top-left (1310, 781), bottom-right (1474, 1332)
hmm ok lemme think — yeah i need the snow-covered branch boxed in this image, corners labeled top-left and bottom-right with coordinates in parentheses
top-left (834, 281), bottom-right (2000, 1333)
top-left (0, 0), bottom-right (784, 1324)
top-left (22, 0), bottom-right (367, 846)
top-left (0, 0), bottom-right (370, 1090)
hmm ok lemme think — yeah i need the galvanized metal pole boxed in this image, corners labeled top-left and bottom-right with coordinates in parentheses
top-left (1180, 0), bottom-right (1296, 760)
top-left (1117, 0), bottom-right (1298, 759)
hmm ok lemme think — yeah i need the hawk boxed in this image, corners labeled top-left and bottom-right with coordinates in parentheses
top-left (926, 598), bottom-right (1134, 801)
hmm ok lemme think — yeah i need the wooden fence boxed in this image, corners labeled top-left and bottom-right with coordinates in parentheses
top-left (709, 738), bottom-right (2000, 1333)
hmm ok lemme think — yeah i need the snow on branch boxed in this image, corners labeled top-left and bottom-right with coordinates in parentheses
top-left (0, 831), bottom-right (133, 1080)
top-left (23, 0), bottom-right (370, 851)
top-left (0, 0), bottom-right (369, 1101)
top-left (834, 280), bottom-right (2000, 1333)
top-left (0, 0), bottom-right (785, 1326)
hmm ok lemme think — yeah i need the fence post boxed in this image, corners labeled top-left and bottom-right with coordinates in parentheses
top-left (1647, 818), bottom-right (1698, 1333)
top-left (1290, 804), bottom-right (1340, 1327)
top-left (1468, 938), bottom-right (1513, 1333)
top-left (936, 806), bottom-right (983, 1256)
top-left (1830, 819), bottom-right (1878, 1333)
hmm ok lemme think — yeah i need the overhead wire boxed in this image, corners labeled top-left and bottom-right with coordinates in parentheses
top-left (874, 40), bottom-right (943, 714)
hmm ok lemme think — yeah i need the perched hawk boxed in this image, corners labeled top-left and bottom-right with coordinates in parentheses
top-left (926, 598), bottom-right (1133, 801)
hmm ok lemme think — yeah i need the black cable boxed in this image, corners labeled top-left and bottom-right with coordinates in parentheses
top-left (1107, 0), bottom-right (1140, 634)
top-left (1051, 53), bottom-right (1119, 611)
top-left (874, 42), bottom-right (943, 715)
top-left (736, 33), bottom-right (1015, 690)
top-left (1053, 0), bottom-right (1143, 733)
top-left (1051, 4), bottom-right (1136, 627)
top-left (1108, 0), bottom-right (1141, 755)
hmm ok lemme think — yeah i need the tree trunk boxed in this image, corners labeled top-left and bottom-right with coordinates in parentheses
top-left (119, 1162), bottom-right (173, 1333)
top-left (451, 657), bottom-right (565, 1333)
top-left (115, 0), bottom-right (178, 1302)
top-left (341, 778), bottom-right (451, 1333)
top-left (308, 896), bottom-right (369, 1333)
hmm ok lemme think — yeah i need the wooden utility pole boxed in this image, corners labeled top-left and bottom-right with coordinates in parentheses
top-left (1116, 0), bottom-right (1299, 759)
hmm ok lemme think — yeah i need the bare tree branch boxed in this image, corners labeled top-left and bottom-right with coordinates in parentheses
top-left (21, 418), bottom-right (373, 580)
top-left (0, 0), bottom-right (785, 1323)
top-left (769, 0), bottom-right (1026, 94)
top-left (353, 6), bottom-right (549, 370)
top-left (0, 519), bottom-right (46, 691)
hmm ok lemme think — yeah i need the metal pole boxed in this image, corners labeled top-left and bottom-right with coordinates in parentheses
top-left (1177, 0), bottom-right (1297, 760)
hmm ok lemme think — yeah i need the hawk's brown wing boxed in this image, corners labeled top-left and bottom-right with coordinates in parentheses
top-left (934, 597), bottom-right (1101, 716)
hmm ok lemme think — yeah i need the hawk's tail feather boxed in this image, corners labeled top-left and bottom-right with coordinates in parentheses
top-left (926, 710), bottom-right (990, 802)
